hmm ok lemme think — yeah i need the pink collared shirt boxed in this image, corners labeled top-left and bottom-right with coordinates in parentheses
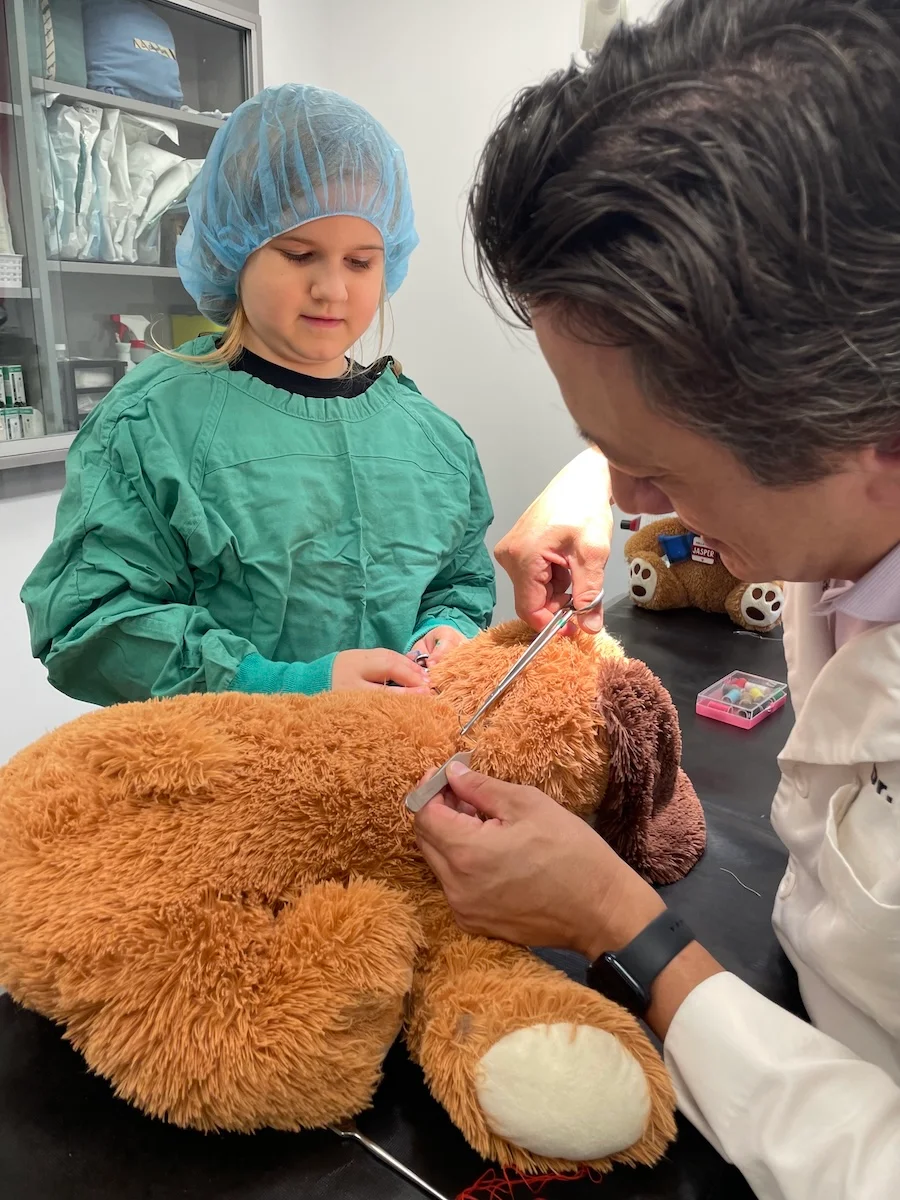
top-left (814, 541), bottom-right (900, 649)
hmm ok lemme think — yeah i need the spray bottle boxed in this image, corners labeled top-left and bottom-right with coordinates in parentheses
top-left (111, 315), bottom-right (155, 369)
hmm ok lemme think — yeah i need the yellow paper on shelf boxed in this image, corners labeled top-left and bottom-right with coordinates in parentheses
top-left (171, 314), bottom-right (224, 346)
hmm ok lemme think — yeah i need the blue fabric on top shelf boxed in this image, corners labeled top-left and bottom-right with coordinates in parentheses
top-left (82, 0), bottom-right (183, 109)
top-left (25, 0), bottom-right (88, 89)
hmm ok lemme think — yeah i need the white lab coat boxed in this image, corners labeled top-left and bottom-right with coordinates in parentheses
top-left (664, 582), bottom-right (900, 1199)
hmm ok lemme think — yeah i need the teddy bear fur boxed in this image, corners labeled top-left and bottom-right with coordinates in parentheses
top-left (626, 516), bottom-right (785, 632)
top-left (0, 621), bottom-right (707, 1176)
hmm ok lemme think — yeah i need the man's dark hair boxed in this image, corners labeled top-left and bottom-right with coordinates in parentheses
top-left (468, 0), bottom-right (900, 484)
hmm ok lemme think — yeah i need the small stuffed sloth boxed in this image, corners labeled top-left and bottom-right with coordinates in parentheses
top-left (0, 621), bottom-right (706, 1176)
top-left (626, 517), bottom-right (785, 632)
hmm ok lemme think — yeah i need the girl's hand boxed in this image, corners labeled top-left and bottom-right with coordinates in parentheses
top-left (407, 626), bottom-right (468, 667)
top-left (332, 649), bottom-right (432, 692)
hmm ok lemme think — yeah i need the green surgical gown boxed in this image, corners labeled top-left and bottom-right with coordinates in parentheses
top-left (22, 341), bottom-right (496, 705)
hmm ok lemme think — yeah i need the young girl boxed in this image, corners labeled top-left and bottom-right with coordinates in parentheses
top-left (23, 85), bottom-right (495, 706)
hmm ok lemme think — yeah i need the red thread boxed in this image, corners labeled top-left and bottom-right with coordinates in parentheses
top-left (455, 1165), bottom-right (603, 1199)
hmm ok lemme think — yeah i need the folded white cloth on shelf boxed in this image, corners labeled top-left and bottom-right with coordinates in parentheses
top-left (135, 156), bottom-right (201, 264)
top-left (179, 105), bottom-right (232, 120)
top-left (76, 103), bottom-right (102, 260)
top-left (0, 170), bottom-right (13, 256)
top-left (137, 157), bottom-right (201, 239)
top-left (91, 107), bottom-right (117, 261)
top-left (41, 101), bottom-right (81, 258)
top-left (35, 97), bottom-right (199, 265)
top-left (36, 98), bottom-right (102, 260)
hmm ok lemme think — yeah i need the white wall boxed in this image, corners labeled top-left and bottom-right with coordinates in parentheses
top-left (0, 467), bottom-right (95, 763)
top-left (258, 0), bottom-right (330, 89)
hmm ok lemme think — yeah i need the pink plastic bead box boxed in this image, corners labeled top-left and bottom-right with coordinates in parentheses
top-left (696, 671), bottom-right (787, 730)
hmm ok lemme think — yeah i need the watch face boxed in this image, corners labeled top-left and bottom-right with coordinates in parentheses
top-left (588, 954), bottom-right (651, 1015)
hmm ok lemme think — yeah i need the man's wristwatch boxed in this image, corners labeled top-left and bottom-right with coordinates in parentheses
top-left (586, 910), bottom-right (695, 1017)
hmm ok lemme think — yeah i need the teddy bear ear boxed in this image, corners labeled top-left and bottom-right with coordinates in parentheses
top-left (591, 655), bottom-right (705, 882)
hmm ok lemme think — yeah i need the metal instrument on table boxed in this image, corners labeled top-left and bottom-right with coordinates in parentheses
top-left (329, 1119), bottom-right (450, 1200)
top-left (404, 591), bottom-right (605, 812)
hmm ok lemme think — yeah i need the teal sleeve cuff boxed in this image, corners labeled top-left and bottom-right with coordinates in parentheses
top-left (230, 651), bottom-right (337, 696)
top-left (406, 612), bottom-right (482, 653)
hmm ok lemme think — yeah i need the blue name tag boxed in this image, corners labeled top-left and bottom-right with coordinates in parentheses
top-left (657, 532), bottom-right (696, 563)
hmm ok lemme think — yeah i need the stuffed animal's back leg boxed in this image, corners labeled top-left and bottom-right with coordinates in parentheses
top-left (64, 879), bottom-right (421, 1132)
top-left (405, 929), bottom-right (675, 1176)
top-left (725, 580), bottom-right (786, 630)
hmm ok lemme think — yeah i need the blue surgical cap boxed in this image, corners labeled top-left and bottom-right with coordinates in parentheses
top-left (177, 84), bottom-right (419, 324)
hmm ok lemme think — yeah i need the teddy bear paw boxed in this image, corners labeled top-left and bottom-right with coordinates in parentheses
top-left (739, 583), bottom-right (784, 630)
top-left (628, 558), bottom-right (658, 604)
top-left (474, 1022), bottom-right (650, 1161)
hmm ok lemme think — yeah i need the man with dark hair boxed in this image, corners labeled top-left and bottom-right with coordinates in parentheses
top-left (414, 2), bottom-right (900, 1195)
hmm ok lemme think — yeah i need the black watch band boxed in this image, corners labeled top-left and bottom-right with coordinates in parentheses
top-left (586, 910), bottom-right (695, 1017)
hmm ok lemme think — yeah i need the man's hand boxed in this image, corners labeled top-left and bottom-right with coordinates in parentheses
top-left (414, 760), bottom-right (724, 1039)
top-left (414, 759), bottom-right (664, 955)
top-left (495, 449), bottom-right (613, 634)
top-left (332, 649), bottom-right (431, 691)
top-left (407, 626), bottom-right (468, 667)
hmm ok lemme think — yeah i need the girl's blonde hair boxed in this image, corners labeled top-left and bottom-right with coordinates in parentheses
top-left (161, 282), bottom-right (390, 375)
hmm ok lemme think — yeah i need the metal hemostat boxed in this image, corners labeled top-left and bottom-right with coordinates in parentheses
top-left (329, 1119), bottom-right (450, 1199)
top-left (404, 592), bottom-right (604, 813)
top-left (403, 752), bottom-right (473, 814)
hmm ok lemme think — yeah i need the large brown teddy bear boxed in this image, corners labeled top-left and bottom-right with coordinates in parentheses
top-left (626, 516), bottom-right (784, 632)
top-left (0, 622), bottom-right (706, 1178)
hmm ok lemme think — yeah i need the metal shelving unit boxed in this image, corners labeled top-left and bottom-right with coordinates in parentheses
top-left (0, 0), bottom-right (261, 470)
top-left (0, 430), bottom-right (75, 467)
top-left (47, 262), bottom-right (181, 278)
top-left (31, 76), bottom-right (227, 130)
